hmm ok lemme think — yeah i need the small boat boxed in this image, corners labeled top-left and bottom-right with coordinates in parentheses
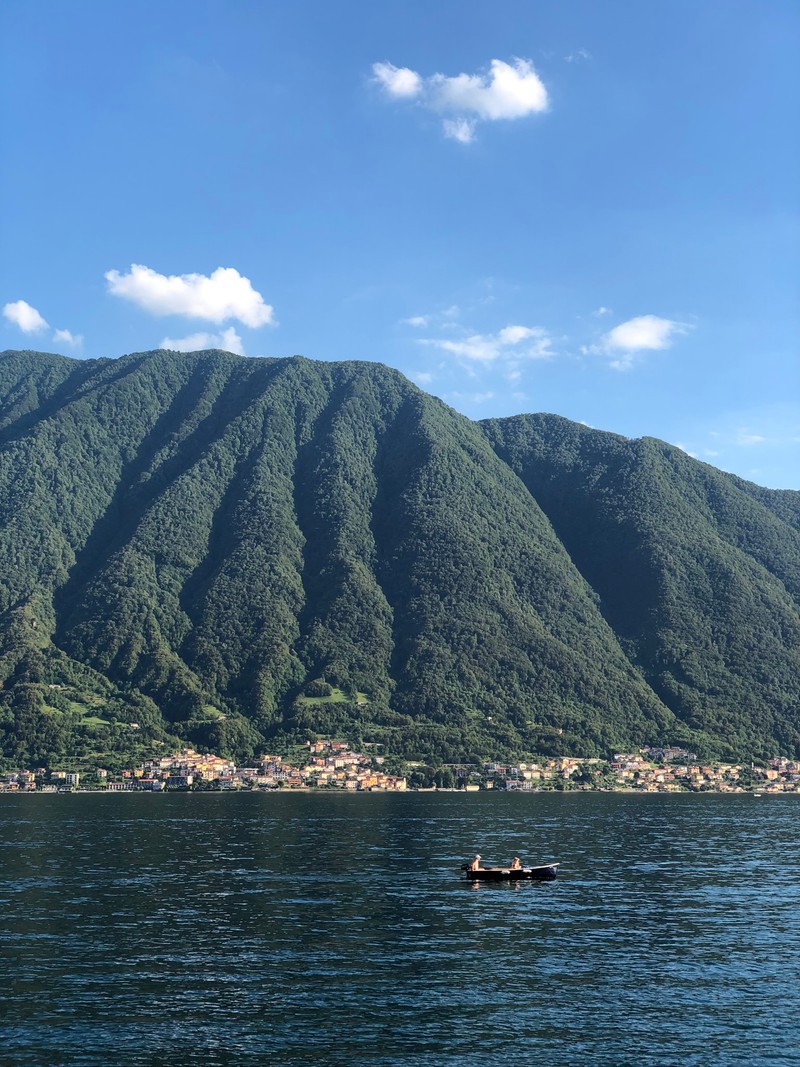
top-left (461, 862), bottom-right (559, 882)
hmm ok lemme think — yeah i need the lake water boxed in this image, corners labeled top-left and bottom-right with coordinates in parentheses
top-left (1, 791), bottom-right (798, 1065)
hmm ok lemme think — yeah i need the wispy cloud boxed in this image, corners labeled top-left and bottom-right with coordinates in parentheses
top-left (423, 324), bottom-right (553, 363)
top-left (372, 57), bottom-right (549, 143)
top-left (591, 305), bottom-right (612, 317)
top-left (736, 430), bottom-right (766, 446)
top-left (160, 327), bottom-right (244, 355)
top-left (106, 264), bottom-right (275, 328)
top-left (413, 371), bottom-right (433, 385)
top-left (3, 299), bottom-right (48, 333)
top-left (404, 315), bottom-right (429, 328)
top-left (442, 118), bottom-right (477, 144)
top-left (583, 314), bottom-right (691, 370)
top-left (449, 390), bottom-right (496, 405)
top-left (53, 328), bottom-right (83, 349)
top-left (565, 48), bottom-right (591, 63)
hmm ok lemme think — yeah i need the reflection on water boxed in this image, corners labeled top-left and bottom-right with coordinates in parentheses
top-left (1, 792), bottom-right (799, 1065)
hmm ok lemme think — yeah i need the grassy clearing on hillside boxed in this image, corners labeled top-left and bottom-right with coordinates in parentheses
top-left (295, 687), bottom-right (369, 707)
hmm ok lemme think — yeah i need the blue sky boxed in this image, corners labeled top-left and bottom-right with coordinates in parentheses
top-left (2, 0), bottom-right (798, 488)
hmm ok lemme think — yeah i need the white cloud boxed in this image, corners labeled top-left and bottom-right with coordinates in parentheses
top-left (3, 299), bottom-right (49, 333)
top-left (591, 306), bottom-right (612, 317)
top-left (404, 315), bottom-right (429, 328)
top-left (443, 118), bottom-right (476, 144)
top-left (608, 353), bottom-right (637, 371)
top-left (373, 57), bottom-right (548, 141)
top-left (105, 264), bottom-right (275, 328)
top-left (584, 314), bottom-right (690, 370)
top-left (53, 328), bottom-right (83, 349)
top-left (498, 325), bottom-right (538, 345)
top-left (675, 442), bottom-right (698, 458)
top-left (565, 48), bottom-right (591, 63)
top-left (430, 59), bottom-right (548, 120)
top-left (160, 327), bottom-right (245, 355)
top-left (604, 315), bottom-right (688, 352)
top-left (413, 371), bottom-right (433, 384)
top-left (372, 62), bottom-right (422, 99)
top-left (424, 324), bottom-right (553, 363)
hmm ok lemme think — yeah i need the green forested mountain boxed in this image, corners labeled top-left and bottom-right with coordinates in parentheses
top-left (481, 414), bottom-right (800, 759)
top-left (0, 348), bottom-right (797, 767)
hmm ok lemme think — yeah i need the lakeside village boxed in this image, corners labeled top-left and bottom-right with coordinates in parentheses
top-left (2, 740), bottom-right (800, 794)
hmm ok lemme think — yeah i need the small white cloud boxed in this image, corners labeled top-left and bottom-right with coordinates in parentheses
top-left (703, 449), bottom-right (720, 458)
top-left (373, 57), bottom-right (548, 141)
top-left (498, 325), bottom-right (538, 345)
top-left (424, 324), bottom-right (553, 363)
top-left (675, 442), bottom-right (698, 458)
top-left (609, 353), bottom-right (636, 372)
top-left (585, 314), bottom-right (690, 370)
top-left (3, 299), bottom-right (49, 333)
top-left (106, 264), bottom-right (275, 328)
top-left (53, 328), bottom-right (83, 349)
top-left (372, 62), bottom-right (423, 99)
top-left (442, 305), bottom-right (461, 320)
top-left (442, 118), bottom-right (476, 144)
top-left (592, 306), bottom-right (612, 317)
top-left (160, 327), bottom-right (245, 355)
top-left (565, 48), bottom-right (591, 63)
top-left (604, 315), bottom-right (688, 352)
top-left (413, 371), bottom-right (433, 385)
top-left (404, 315), bottom-right (429, 328)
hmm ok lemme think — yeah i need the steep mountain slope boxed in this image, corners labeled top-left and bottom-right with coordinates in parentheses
top-left (0, 349), bottom-right (796, 766)
top-left (482, 413), bottom-right (800, 758)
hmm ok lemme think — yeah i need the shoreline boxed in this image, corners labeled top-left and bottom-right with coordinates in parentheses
top-left (2, 786), bottom-right (796, 797)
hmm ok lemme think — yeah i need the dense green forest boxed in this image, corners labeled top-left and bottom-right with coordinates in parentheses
top-left (0, 348), bottom-right (797, 768)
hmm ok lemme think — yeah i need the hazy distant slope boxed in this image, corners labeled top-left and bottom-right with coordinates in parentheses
top-left (0, 349), bottom-right (797, 765)
top-left (482, 413), bottom-right (800, 756)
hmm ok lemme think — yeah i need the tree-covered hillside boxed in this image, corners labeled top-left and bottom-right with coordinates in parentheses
top-left (482, 413), bottom-right (800, 759)
top-left (0, 349), bottom-right (797, 767)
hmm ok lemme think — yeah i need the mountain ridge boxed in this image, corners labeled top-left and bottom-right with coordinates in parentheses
top-left (0, 348), bottom-right (797, 767)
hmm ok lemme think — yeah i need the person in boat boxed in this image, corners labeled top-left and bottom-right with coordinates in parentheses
top-left (510, 856), bottom-right (522, 870)
top-left (469, 855), bottom-right (482, 871)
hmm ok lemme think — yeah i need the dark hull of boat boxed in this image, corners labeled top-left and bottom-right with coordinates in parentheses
top-left (463, 863), bottom-right (559, 882)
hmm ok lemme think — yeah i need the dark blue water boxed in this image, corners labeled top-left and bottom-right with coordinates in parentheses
top-left (1, 792), bottom-right (798, 1065)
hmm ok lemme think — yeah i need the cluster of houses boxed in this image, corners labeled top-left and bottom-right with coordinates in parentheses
top-left (476, 750), bottom-right (800, 793)
top-left (0, 741), bottom-right (408, 793)
top-left (2, 744), bottom-right (800, 794)
top-left (107, 742), bottom-right (409, 792)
